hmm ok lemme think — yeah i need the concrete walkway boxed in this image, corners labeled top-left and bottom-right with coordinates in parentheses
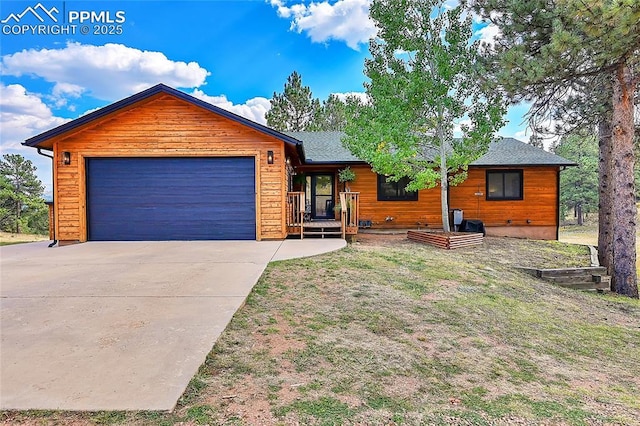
top-left (0, 239), bottom-right (345, 411)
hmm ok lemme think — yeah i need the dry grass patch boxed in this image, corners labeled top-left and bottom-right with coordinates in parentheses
top-left (0, 231), bottom-right (48, 246)
top-left (2, 235), bottom-right (639, 426)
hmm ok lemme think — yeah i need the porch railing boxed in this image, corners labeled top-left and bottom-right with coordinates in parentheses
top-left (286, 191), bottom-right (360, 239)
top-left (286, 191), bottom-right (305, 239)
top-left (339, 192), bottom-right (360, 238)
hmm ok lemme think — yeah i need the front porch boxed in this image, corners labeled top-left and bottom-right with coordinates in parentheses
top-left (286, 192), bottom-right (360, 239)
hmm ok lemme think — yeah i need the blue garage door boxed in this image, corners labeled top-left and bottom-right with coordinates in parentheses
top-left (87, 157), bottom-right (256, 241)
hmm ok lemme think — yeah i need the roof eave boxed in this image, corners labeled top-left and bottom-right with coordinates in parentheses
top-left (470, 163), bottom-right (578, 168)
top-left (295, 143), bottom-right (306, 163)
top-left (304, 160), bottom-right (368, 165)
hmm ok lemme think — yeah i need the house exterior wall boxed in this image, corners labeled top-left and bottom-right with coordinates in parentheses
top-left (344, 165), bottom-right (443, 228)
top-left (450, 167), bottom-right (560, 240)
top-left (50, 94), bottom-right (287, 243)
top-left (314, 164), bottom-right (560, 239)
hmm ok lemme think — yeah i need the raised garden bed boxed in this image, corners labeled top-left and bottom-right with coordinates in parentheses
top-left (407, 230), bottom-right (484, 249)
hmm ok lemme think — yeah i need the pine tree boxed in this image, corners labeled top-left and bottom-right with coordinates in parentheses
top-left (555, 133), bottom-right (599, 224)
top-left (311, 94), bottom-right (365, 131)
top-left (469, 0), bottom-right (639, 297)
top-left (266, 71), bottom-right (320, 131)
top-left (0, 154), bottom-right (46, 234)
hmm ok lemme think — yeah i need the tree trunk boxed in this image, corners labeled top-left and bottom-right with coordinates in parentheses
top-left (441, 156), bottom-right (450, 232)
top-left (438, 122), bottom-right (450, 232)
top-left (598, 120), bottom-right (614, 274)
top-left (611, 63), bottom-right (638, 298)
top-left (15, 200), bottom-right (20, 234)
top-left (576, 203), bottom-right (583, 226)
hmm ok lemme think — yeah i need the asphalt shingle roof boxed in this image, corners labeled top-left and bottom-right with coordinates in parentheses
top-left (288, 132), bottom-right (575, 167)
top-left (285, 131), bottom-right (362, 163)
top-left (470, 137), bottom-right (576, 167)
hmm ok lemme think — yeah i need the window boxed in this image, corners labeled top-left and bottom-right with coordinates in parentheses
top-left (486, 170), bottom-right (523, 200)
top-left (377, 175), bottom-right (418, 201)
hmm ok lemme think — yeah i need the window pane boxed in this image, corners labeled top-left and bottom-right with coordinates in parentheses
top-left (504, 172), bottom-right (521, 198)
top-left (487, 173), bottom-right (503, 198)
top-left (377, 175), bottom-right (418, 201)
top-left (487, 170), bottom-right (522, 200)
top-left (315, 175), bottom-right (332, 195)
top-left (397, 178), bottom-right (414, 198)
top-left (315, 195), bottom-right (332, 216)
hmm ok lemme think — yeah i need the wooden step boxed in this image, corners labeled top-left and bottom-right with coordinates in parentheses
top-left (592, 275), bottom-right (611, 285)
top-left (537, 267), bottom-right (606, 278)
top-left (302, 230), bottom-right (343, 238)
top-left (555, 281), bottom-right (611, 291)
top-left (303, 231), bottom-right (342, 235)
top-left (544, 275), bottom-right (598, 284)
top-left (518, 266), bottom-right (612, 292)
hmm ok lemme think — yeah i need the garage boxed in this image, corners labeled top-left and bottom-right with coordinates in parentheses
top-left (87, 157), bottom-right (256, 241)
top-left (23, 84), bottom-right (304, 243)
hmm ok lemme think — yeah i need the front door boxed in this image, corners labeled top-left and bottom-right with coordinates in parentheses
top-left (306, 174), bottom-right (335, 219)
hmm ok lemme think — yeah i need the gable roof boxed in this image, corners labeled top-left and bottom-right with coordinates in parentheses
top-left (23, 83), bottom-right (574, 169)
top-left (470, 138), bottom-right (576, 167)
top-left (284, 131), bottom-right (364, 164)
top-left (23, 83), bottom-right (305, 161)
top-left (288, 132), bottom-right (575, 167)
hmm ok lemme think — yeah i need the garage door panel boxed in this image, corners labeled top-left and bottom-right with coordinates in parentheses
top-left (87, 157), bottom-right (256, 241)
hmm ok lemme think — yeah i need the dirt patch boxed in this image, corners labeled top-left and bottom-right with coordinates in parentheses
top-left (354, 231), bottom-right (407, 246)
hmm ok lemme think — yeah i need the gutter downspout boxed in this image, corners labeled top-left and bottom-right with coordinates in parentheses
top-left (36, 148), bottom-right (57, 247)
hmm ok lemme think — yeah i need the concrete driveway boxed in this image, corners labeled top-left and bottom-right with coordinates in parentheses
top-left (0, 239), bottom-right (345, 411)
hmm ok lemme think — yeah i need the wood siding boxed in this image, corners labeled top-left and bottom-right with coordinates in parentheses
top-left (340, 166), bottom-right (442, 228)
top-left (51, 94), bottom-right (287, 242)
top-left (450, 167), bottom-right (559, 227)
top-left (300, 165), bottom-right (560, 239)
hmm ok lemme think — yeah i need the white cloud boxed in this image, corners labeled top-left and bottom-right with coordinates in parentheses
top-left (331, 91), bottom-right (369, 104)
top-left (190, 89), bottom-right (271, 125)
top-left (1, 42), bottom-right (210, 101)
top-left (513, 129), bottom-right (530, 140)
top-left (474, 22), bottom-right (500, 46)
top-left (52, 82), bottom-right (84, 98)
top-left (0, 83), bottom-right (71, 191)
top-left (442, 0), bottom-right (460, 10)
top-left (453, 117), bottom-right (473, 136)
top-left (0, 84), bottom-right (69, 150)
top-left (270, 0), bottom-right (376, 50)
top-left (46, 82), bottom-right (85, 109)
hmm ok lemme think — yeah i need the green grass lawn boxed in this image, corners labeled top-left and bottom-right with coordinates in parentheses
top-left (2, 235), bottom-right (639, 426)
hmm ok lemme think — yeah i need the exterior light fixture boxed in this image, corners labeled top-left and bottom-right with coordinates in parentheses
top-left (267, 150), bottom-right (274, 164)
top-left (286, 156), bottom-right (291, 165)
top-left (62, 151), bottom-right (71, 165)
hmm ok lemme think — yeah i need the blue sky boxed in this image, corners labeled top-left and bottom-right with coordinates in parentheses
top-left (1, 0), bottom-right (532, 191)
